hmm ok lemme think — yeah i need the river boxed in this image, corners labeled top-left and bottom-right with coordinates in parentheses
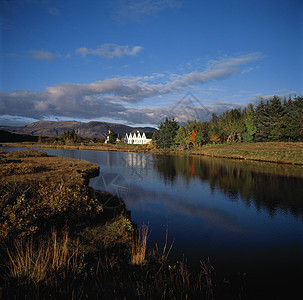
top-left (4, 147), bottom-right (303, 297)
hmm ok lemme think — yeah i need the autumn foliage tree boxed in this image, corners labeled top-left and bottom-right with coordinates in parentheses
top-left (157, 95), bottom-right (302, 149)
top-left (190, 130), bottom-right (198, 147)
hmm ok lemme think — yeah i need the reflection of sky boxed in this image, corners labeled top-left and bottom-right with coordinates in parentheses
top-left (126, 184), bottom-right (244, 234)
top-left (88, 150), bottom-right (303, 276)
top-left (4, 147), bottom-right (303, 276)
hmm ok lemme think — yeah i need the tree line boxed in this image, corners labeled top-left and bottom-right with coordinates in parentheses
top-left (152, 95), bottom-right (303, 148)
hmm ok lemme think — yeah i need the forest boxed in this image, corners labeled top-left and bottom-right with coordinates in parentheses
top-left (153, 95), bottom-right (303, 149)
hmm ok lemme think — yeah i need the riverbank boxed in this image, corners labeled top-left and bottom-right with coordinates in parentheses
top-left (0, 149), bottom-right (220, 299)
top-left (2, 141), bottom-right (303, 165)
top-left (190, 141), bottom-right (303, 165)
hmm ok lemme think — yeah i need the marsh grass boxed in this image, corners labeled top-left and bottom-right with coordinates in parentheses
top-left (5, 229), bottom-right (79, 285)
top-left (1, 217), bottom-right (224, 299)
top-left (0, 149), bottom-right (99, 186)
top-left (200, 258), bottom-right (216, 300)
top-left (5, 149), bottom-right (48, 159)
top-left (193, 142), bottom-right (303, 165)
top-left (131, 224), bottom-right (149, 265)
top-left (0, 149), bottom-right (238, 298)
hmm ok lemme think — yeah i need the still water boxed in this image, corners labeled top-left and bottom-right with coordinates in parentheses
top-left (4, 147), bottom-right (303, 295)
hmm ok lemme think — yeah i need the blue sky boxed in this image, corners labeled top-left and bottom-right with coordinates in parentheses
top-left (1, 0), bottom-right (302, 127)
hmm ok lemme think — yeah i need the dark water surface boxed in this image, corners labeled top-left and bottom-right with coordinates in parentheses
top-left (4, 147), bottom-right (303, 297)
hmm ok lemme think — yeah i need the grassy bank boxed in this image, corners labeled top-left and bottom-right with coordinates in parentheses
top-left (2, 141), bottom-right (303, 165)
top-left (190, 142), bottom-right (303, 165)
top-left (1, 141), bottom-right (140, 153)
top-left (0, 149), bottom-right (224, 299)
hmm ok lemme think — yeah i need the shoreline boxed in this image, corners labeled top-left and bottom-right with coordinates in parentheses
top-left (1, 148), bottom-right (302, 298)
top-left (0, 148), bottom-right (221, 299)
top-left (1, 141), bottom-right (303, 166)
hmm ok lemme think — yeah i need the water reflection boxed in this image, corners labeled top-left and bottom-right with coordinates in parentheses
top-left (154, 155), bottom-right (303, 218)
top-left (3, 147), bottom-right (303, 295)
top-left (126, 186), bottom-right (244, 233)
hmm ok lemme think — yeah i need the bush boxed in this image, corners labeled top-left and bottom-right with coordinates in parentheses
top-left (0, 180), bottom-right (103, 239)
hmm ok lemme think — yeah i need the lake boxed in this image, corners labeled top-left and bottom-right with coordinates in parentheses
top-left (4, 147), bottom-right (303, 297)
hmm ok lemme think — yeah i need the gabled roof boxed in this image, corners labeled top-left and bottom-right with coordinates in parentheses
top-left (126, 130), bottom-right (153, 139)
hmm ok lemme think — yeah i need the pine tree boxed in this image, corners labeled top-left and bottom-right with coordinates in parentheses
top-left (242, 104), bottom-right (257, 142)
top-left (285, 96), bottom-right (303, 140)
top-left (267, 96), bottom-right (285, 141)
top-left (153, 117), bottom-right (179, 148)
top-left (254, 99), bottom-right (270, 141)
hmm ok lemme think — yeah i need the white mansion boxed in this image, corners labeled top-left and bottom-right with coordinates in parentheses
top-left (124, 131), bottom-right (153, 144)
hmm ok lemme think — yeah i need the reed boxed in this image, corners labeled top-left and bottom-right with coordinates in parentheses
top-left (200, 257), bottom-right (216, 300)
top-left (6, 229), bottom-right (79, 285)
top-left (131, 224), bottom-right (149, 265)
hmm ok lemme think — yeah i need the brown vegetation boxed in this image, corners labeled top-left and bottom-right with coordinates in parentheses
top-left (192, 142), bottom-right (303, 165)
top-left (0, 149), bottom-right (222, 299)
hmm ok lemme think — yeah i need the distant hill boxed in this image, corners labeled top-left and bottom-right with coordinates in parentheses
top-left (0, 130), bottom-right (39, 143)
top-left (0, 121), bottom-right (155, 139)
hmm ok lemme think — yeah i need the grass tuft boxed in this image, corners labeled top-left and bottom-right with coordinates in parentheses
top-left (131, 224), bottom-right (149, 265)
top-left (5, 228), bottom-right (79, 285)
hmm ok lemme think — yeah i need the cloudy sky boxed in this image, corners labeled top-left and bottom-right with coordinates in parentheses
top-left (1, 0), bottom-right (302, 127)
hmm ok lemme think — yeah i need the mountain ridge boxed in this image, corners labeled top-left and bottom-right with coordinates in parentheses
top-left (0, 121), bottom-right (156, 139)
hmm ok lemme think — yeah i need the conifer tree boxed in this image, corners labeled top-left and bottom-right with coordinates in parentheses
top-left (286, 96), bottom-right (303, 140)
top-left (268, 96), bottom-right (285, 141)
top-left (254, 99), bottom-right (270, 141)
top-left (153, 117), bottom-right (179, 148)
top-left (242, 104), bottom-right (257, 142)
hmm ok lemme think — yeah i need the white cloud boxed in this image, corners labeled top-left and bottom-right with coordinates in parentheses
top-left (76, 44), bottom-right (143, 59)
top-left (206, 53), bottom-right (265, 70)
top-left (1, 52), bottom-right (265, 125)
top-left (168, 53), bottom-right (265, 89)
top-left (248, 91), bottom-right (297, 103)
top-left (29, 50), bottom-right (56, 62)
top-left (111, 0), bottom-right (182, 23)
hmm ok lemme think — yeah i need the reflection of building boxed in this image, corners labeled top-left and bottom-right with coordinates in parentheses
top-left (124, 152), bottom-right (153, 181)
top-left (124, 152), bottom-right (147, 169)
top-left (124, 131), bottom-right (153, 144)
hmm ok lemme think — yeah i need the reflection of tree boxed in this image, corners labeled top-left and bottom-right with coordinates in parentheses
top-left (156, 155), bottom-right (178, 185)
top-left (155, 155), bottom-right (303, 218)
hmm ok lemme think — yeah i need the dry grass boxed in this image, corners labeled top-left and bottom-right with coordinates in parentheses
top-left (1, 142), bottom-right (139, 153)
top-left (0, 149), bottom-right (99, 186)
top-left (200, 258), bottom-right (216, 300)
top-left (0, 148), bottom-right (239, 298)
top-left (192, 142), bottom-right (303, 165)
top-left (131, 224), bottom-right (149, 265)
top-left (5, 229), bottom-right (79, 285)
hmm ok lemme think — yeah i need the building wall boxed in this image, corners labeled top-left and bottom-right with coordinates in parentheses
top-left (125, 132), bottom-right (152, 144)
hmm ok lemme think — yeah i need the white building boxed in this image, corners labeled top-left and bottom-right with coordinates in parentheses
top-left (124, 131), bottom-right (153, 144)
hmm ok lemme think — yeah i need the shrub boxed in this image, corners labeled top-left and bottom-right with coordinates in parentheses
top-left (0, 180), bottom-right (103, 239)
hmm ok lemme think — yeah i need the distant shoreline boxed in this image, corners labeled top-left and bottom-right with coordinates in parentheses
top-left (2, 141), bottom-right (303, 166)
